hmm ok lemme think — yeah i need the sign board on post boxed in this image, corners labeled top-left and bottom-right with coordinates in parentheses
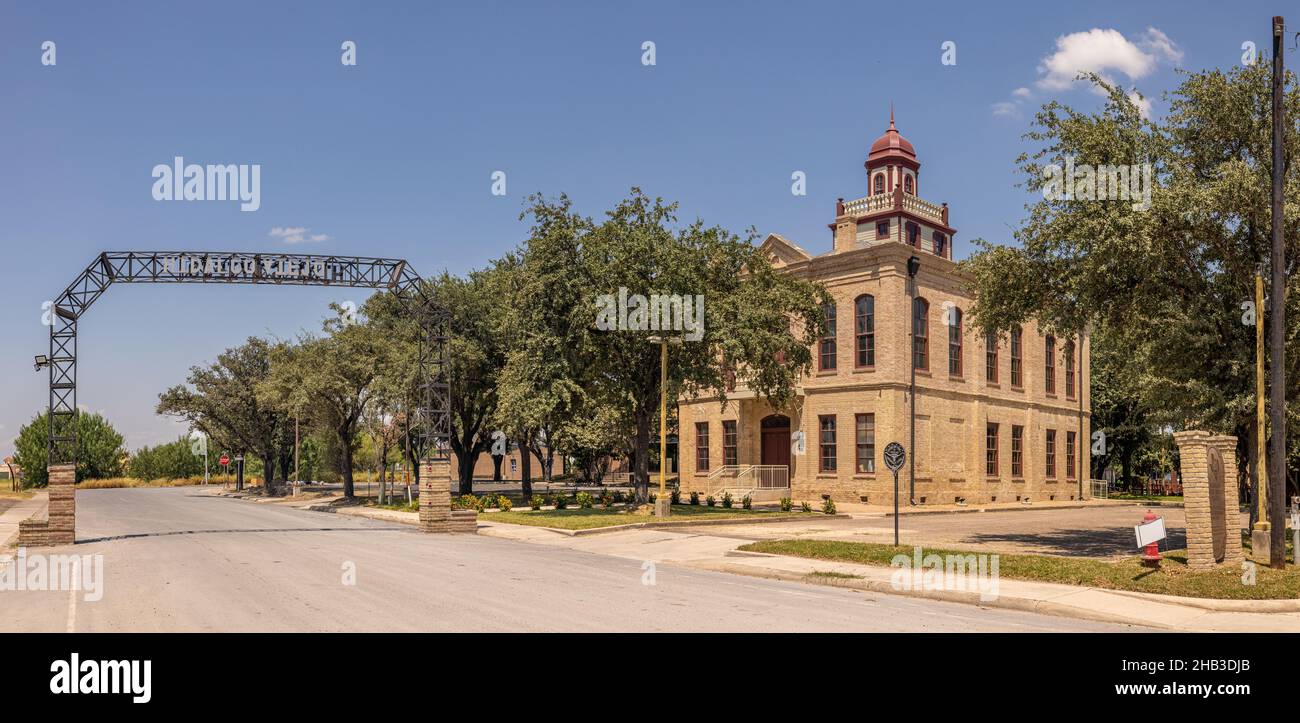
top-left (883, 442), bottom-right (906, 547)
top-left (219, 455), bottom-right (230, 467)
top-left (1135, 516), bottom-right (1167, 548)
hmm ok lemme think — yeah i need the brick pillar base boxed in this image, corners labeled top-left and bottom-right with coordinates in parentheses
top-left (1173, 431), bottom-right (1241, 571)
top-left (418, 459), bottom-right (452, 533)
top-left (18, 463), bottom-right (76, 547)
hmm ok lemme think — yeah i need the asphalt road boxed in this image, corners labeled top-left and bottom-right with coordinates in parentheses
top-left (0, 488), bottom-right (1140, 632)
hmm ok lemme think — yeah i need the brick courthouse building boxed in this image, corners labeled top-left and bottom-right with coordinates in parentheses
top-left (679, 114), bottom-right (1091, 504)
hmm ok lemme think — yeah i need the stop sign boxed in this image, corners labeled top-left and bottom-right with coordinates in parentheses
top-left (219, 455), bottom-right (230, 466)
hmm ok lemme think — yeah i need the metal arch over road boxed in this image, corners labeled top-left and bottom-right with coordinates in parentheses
top-left (45, 251), bottom-right (450, 465)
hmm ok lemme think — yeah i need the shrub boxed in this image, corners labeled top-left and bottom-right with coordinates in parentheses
top-left (612, 489), bottom-right (625, 504)
top-left (576, 492), bottom-right (594, 509)
top-left (454, 494), bottom-right (479, 510)
top-left (721, 492), bottom-right (733, 509)
top-left (780, 497), bottom-right (793, 512)
top-left (482, 494), bottom-right (498, 509)
top-left (498, 496), bottom-right (512, 512)
top-left (543, 493), bottom-right (556, 507)
top-left (474, 496), bottom-right (489, 512)
top-left (554, 494), bottom-right (568, 510)
top-left (530, 494), bottom-right (544, 511)
top-left (689, 491), bottom-right (700, 506)
top-left (742, 494), bottom-right (752, 510)
top-left (706, 495), bottom-right (716, 507)
top-left (649, 492), bottom-right (657, 504)
top-left (600, 490), bottom-right (614, 508)
top-left (670, 488), bottom-right (681, 505)
top-left (822, 497), bottom-right (837, 515)
top-left (800, 500), bottom-right (812, 513)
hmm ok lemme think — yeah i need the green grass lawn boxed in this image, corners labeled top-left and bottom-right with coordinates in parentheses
top-left (738, 539), bottom-right (1300, 600)
top-left (482, 505), bottom-right (813, 530)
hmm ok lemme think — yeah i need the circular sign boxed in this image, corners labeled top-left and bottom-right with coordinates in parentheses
top-left (219, 455), bottom-right (230, 466)
top-left (883, 442), bottom-right (906, 473)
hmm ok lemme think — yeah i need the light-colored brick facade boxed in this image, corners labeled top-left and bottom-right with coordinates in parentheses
top-left (679, 116), bottom-right (1091, 505)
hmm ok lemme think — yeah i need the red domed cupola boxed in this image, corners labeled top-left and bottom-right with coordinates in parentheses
top-left (865, 107), bottom-right (920, 196)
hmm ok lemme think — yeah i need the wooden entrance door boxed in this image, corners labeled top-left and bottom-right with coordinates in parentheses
top-left (760, 415), bottom-right (791, 468)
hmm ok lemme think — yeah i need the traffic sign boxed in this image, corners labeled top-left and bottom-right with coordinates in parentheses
top-left (219, 455), bottom-right (230, 466)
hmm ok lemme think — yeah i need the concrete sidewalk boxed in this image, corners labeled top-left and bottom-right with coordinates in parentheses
top-left (0, 492), bottom-right (47, 548)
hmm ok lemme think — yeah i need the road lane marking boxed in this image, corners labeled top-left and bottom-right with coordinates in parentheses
top-left (66, 557), bottom-right (80, 632)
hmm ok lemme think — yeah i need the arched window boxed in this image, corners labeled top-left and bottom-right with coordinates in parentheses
top-left (854, 295), bottom-right (875, 367)
top-left (912, 297), bottom-right (929, 370)
top-left (819, 302), bottom-right (837, 371)
top-left (948, 306), bottom-right (962, 375)
top-left (873, 174), bottom-right (885, 195)
top-left (904, 175), bottom-right (913, 194)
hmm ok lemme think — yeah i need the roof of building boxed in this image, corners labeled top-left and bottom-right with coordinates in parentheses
top-left (867, 108), bottom-right (916, 164)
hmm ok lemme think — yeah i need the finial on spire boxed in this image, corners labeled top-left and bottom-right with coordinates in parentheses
top-left (889, 102), bottom-right (895, 129)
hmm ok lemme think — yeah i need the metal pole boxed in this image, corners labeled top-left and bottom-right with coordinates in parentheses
top-left (1255, 269), bottom-right (1269, 538)
top-left (203, 437), bottom-right (209, 486)
top-left (893, 469), bottom-right (899, 545)
top-left (659, 338), bottom-right (667, 503)
top-left (1268, 15), bottom-right (1287, 568)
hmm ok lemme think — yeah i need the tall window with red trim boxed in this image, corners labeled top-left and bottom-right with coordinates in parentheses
top-left (819, 302), bottom-right (837, 371)
top-left (948, 306), bottom-right (963, 375)
top-left (855, 295), bottom-right (874, 367)
top-left (1044, 335), bottom-right (1056, 394)
top-left (933, 232), bottom-right (946, 258)
top-left (1066, 431), bottom-right (1077, 479)
top-left (906, 222), bottom-right (919, 247)
top-left (985, 330), bottom-right (998, 383)
top-left (1010, 326), bottom-right (1023, 387)
top-left (722, 420), bottom-right (737, 466)
top-left (904, 175), bottom-right (913, 194)
top-left (873, 174), bottom-right (885, 195)
top-left (695, 422), bottom-right (709, 472)
top-left (855, 414), bottom-right (875, 473)
top-left (819, 415), bottom-right (837, 472)
top-left (1065, 339), bottom-right (1076, 399)
top-left (1011, 425), bottom-right (1024, 477)
top-left (1045, 429), bottom-right (1057, 478)
top-left (986, 423), bottom-right (999, 476)
top-left (912, 297), bottom-right (929, 370)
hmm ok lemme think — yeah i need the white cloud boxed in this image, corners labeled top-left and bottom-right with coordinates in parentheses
top-left (1138, 27), bottom-right (1183, 64)
top-left (993, 27), bottom-right (1180, 119)
top-left (991, 101), bottom-right (1020, 117)
top-left (269, 226), bottom-right (331, 244)
top-left (1036, 28), bottom-right (1161, 91)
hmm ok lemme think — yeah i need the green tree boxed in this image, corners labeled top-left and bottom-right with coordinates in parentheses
top-left (157, 337), bottom-right (289, 493)
top-left (128, 437), bottom-right (206, 481)
top-left (504, 189), bottom-right (827, 503)
top-left (962, 64), bottom-right (1299, 521)
top-left (13, 411), bottom-right (126, 487)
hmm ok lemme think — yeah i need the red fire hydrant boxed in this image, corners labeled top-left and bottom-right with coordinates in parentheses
top-left (1140, 509), bottom-right (1161, 568)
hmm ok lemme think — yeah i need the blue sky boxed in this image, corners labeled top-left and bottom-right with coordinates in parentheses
top-left (0, 0), bottom-right (1283, 457)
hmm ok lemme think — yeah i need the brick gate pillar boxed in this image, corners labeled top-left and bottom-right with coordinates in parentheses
top-left (1207, 435), bottom-right (1245, 566)
top-left (18, 463), bottom-right (76, 547)
top-left (1174, 431), bottom-right (1241, 571)
top-left (418, 459), bottom-right (452, 533)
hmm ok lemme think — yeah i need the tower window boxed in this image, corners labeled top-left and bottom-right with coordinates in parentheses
top-left (906, 222), bottom-right (919, 247)
top-left (934, 232), bottom-right (946, 257)
top-left (873, 174), bottom-right (885, 195)
top-left (876, 221), bottom-right (890, 239)
top-left (854, 295), bottom-right (875, 367)
top-left (904, 175), bottom-right (913, 194)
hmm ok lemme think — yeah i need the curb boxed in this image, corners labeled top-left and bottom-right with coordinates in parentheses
top-left (1104, 588), bottom-right (1300, 612)
top-left (697, 560), bottom-right (1172, 630)
top-left (881, 501), bottom-right (1144, 517)
top-left (481, 512), bottom-right (850, 537)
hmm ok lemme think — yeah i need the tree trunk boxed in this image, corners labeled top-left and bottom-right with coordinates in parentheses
top-left (458, 450), bottom-right (478, 495)
top-left (378, 443), bottom-right (389, 505)
top-left (491, 454), bottom-right (504, 481)
top-left (632, 407), bottom-right (651, 504)
top-left (518, 433), bottom-right (533, 499)
top-left (339, 425), bottom-right (355, 498)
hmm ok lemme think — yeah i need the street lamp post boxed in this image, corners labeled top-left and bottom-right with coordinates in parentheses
top-left (648, 335), bottom-right (680, 516)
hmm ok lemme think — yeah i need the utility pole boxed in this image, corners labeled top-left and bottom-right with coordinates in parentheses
top-left (1268, 15), bottom-right (1287, 568)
